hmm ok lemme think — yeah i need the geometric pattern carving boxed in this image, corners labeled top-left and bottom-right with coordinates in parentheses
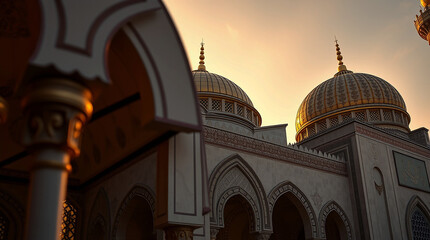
top-left (209, 155), bottom-right (270, 231)
top-left (61, 200), bottom-right (77, 240)
top-left (87, 188), bottom-right (110, 240)
top-left (0, 190), bottom-right (24, 239)
top-left (318, 201), bottom-right (352, 240)
top-left (112, 185), bottom-right (155, 239)
top-left (268, 182), bottom-right (318, 238)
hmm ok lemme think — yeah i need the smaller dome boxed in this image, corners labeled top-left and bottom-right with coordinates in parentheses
top-left (193, 70), bottom-right (253, 106)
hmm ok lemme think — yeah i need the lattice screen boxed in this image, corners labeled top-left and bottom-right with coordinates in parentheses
top-left (317, 120), bottom-right (327, 131)
top-left (383, 110), bottom-right (393, 121)
top-left (237, 105), bottom-right (244, 116)
top-left (411, 207), bottom-right (430, 240)
top-left (61, 201), bottom-right (77, 240)
top-left (355, 111), bottom-right (366, 121)
top-left (199, 98), bottom-right (208, 109)
top-left (394, 111), bottom-right (402, 123)
top-left (341, 113), bottom-right (352, 122)
top-left (225, 101), bottom-right (233, 113)
top-left (246, 109), bottom-right (252, 121)
top-left (369, 110), bottom-right (381, 121)
top-left (329, 117), bottom-right (339, 127)
top-left (212, 99), bottom-right (221, 111)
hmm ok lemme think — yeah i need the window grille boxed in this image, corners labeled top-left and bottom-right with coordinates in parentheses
top-left (341, 113), bottom-right (352, 122)
top-left (246, 109), bottom-right (252, 120)
top-left (395, 111), bottom-right (402, 123)
top-left (61, 200), bottom-right (77, 240)
top-left (369, 110), bottom-right (381, 121)
top-left (308, 124), bottom-right (316, 136)
top-left (199, 99), bottom-right (208, 109)
top-left (355, 111), bottom-right (366, 121)
top-left (317, 120), bottom-right (327, 132)
top-left (212, 99), bottom-right (221, 111)
top-left (237, 105), bottom-right (244, 116)
top-left (0, 211), bottom-right (9, 240)
top-left (329, 117), bottom-right (339, 127)
top-left (225, 101), bottom-right (233, 113)
top-left (383, 110), bottom-right (392, 121)
top-left (411, 207), bottom-right (430, 240)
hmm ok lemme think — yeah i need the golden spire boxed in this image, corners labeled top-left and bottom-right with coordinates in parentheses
top-left (198, 40), bottom-right (206, 71)
top-left (335, 38), bottom-right (348, 72)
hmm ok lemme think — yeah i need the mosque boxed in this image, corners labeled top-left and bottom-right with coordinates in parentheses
top-left (0, 1), bottom-right (430, 240)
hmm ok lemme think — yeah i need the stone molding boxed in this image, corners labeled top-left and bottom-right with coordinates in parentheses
top-left (112, 185), bottom-right (155, 239)
top-left (209, 154), bottom-right (270, 231)
top-left (267, 181), bottom-right (318, 238)
top-left (203, 126), bottom-right (347, 176)
top-left (356, 125), bottom-right (430, 158)
top-left (318, 201), bottom-right (352, 240)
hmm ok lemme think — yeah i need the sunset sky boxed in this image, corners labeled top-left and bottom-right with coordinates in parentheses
top-left (163, 0), bottom-right (429, 143)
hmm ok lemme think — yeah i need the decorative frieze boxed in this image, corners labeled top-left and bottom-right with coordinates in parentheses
top-left (203, 126), bottom-right (347, 176)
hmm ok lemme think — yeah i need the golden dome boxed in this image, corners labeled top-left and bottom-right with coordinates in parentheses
top-left (192, 42), bottom-right (261, 126)
top-left (422, 0), bottom-right (429, 8)
top-left (193, 70), bottom-right (253, 106)
top-left (295, 72), bottom-right (410, 141)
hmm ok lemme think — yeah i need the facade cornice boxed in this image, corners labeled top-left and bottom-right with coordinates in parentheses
top-left (203, 126), bottom-right (347, 176)
top-left (355, 125), bottom-right (430, 159)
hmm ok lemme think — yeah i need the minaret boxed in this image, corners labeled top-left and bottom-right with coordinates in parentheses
top-left (198, 40), bottom-right (206, 71)
top-left (334, 39), bottom-right (353, 77)
top-left (414, 0), bottom-right (430, 45)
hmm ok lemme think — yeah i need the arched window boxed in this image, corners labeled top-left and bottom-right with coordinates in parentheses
top-left (0, 210), bottom-right (9, 240)
top-left (61, 200), bottom-right (77, 240)
top-left (411, 206), bottom-right (430, 240)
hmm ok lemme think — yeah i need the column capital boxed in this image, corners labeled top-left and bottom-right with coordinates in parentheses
top-left (251, 231), bottom-right (272, 240)
top-left (21, 78), bottom-right (93, 158)
top-left (164, 226), bottom-right (194, 240)
top-left (210, 227), bottom-right (220, 240)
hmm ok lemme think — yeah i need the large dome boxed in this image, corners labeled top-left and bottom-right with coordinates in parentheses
top-left (192, 43), bottom-right (261, 127)
top-left (295, 43), bottom-right (410, 142)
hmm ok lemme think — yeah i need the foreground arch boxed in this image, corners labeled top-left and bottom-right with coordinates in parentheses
top-left (318, 201), bottom-right (352, 240)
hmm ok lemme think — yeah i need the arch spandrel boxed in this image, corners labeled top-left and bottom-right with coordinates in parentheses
top-left (267, 181), bottom-right (318, 238)
top-left (87, 188), bottom-right (111, 240)
top-left (209, 154), bottom-right (270, 231)
top-left (318, 200), bottom-right (352, 240)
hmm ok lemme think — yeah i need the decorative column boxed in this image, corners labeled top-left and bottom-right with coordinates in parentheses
top-left (22, 78), bottom-right (93, 240)
top-left (164, 226), bottom-right (194, 240)
top-left (0, 95), bottom-right (7, 124)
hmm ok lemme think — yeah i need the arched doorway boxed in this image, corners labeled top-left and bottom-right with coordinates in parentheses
top-left (217, 195), bottom-right (255, 240)
top-left (325, 211), bottom-right (342, 240)
top-left (113, 187), bottom-right (156, 240)
top-left (270, 193), bottom-right (307, 240)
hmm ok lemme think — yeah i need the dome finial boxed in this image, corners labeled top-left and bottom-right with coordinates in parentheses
top-left (198, 39), bottom-right (206, 71)
top-left (335, 37), bottom-right (348, 72)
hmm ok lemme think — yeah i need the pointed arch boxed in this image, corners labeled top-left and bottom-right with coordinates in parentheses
top-left (87, 188), bottom-right (111, 240)
top-left (318, 201), bottom-right (352, 240)
top-left (112, 184), bottom-right (156, 240)
top-left (406, 195), bottom-right (430, 240)
top-left (268, 181), bottom-right (318, 238)
top-left (209, 154), bottom-right (270, 231)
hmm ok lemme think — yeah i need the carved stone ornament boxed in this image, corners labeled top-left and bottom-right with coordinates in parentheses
top-left (251, 232), bottom-right (272, 240)
top-left (165, 226), bottom-right (194, 240)
top-left (375, 182), bottom-right (384, 195)
top-left (21, 78), bottom-right (93, 160)
top-left (0, 95), bottom-right (7, 124)
top-left (210, 228), bottom-right (219, 240)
